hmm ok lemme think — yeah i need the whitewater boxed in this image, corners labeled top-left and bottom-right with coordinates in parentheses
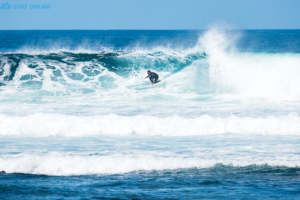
top-left (1, 29), bottom-right (300, 199)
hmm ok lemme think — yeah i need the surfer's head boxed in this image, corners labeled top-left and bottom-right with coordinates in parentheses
top-left (147, 70), bottom-right (151, 74)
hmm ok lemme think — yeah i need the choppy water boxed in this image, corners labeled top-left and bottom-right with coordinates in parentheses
top-left (1, 29), bottom-right (300, 199)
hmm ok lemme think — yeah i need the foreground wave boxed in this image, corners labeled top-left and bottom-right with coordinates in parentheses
top-left (1, 154), bottom-right (299, 175)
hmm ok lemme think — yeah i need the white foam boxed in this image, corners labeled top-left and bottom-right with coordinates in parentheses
top-left (1, 153), bottom-right (299, 175)
top-left (200, 28), bottom-right (300, 101)
top-left (1, 113), bottom-right (300, 137)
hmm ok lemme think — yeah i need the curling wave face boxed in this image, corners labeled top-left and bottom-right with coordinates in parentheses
top-left (0, 50), bottom-right (208, 103)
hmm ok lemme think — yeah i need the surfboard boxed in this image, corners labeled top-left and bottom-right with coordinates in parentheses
top-left (127, 79), bottom-right (162, 90)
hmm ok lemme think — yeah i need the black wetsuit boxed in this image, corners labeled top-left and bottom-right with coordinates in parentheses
top-left (146, 72), bottom-right (160, 84)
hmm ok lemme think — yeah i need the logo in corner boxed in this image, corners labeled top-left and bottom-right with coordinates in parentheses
top-left (0, 3), bottom-right (11, 9)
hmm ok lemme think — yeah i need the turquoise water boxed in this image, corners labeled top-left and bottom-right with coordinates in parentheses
top-left (0, 29), bottom-right (300, 199)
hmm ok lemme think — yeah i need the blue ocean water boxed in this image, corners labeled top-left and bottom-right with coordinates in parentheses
top-left (1, 29), bottom-right (300, 199)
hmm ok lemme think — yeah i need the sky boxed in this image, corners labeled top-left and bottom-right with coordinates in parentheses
top-left (0, 0), bottom-right (299, 30)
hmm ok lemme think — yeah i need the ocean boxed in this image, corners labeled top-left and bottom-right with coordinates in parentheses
top-left (0, 29), bottom-right (300, 199)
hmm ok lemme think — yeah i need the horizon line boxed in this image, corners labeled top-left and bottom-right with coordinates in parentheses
top-left (0, 29), bottom-right (300, 31)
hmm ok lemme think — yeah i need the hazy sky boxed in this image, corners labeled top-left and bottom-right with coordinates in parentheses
top-left (0, 0), bottom-right (299, 30)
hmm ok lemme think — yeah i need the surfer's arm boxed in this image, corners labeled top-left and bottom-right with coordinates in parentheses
top-left (144, 74), bottom-right (150, 79)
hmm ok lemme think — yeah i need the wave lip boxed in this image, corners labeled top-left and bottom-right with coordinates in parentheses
top-left (1, 113), bottom-right (300, 137)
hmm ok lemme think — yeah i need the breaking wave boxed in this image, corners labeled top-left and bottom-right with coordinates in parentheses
top-left (1, 151), bottom-right (299, 175)
top-left (0, 29), bottom-right (300, 103)
top-left (0, 113), bottom-right (300, 137)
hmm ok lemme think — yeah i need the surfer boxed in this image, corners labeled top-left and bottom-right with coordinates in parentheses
top-left (144, 70), bottom-right (161, 86)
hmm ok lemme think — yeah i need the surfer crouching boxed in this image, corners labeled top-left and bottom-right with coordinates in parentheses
top-left (144, 70), bottom-right (161, 86)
